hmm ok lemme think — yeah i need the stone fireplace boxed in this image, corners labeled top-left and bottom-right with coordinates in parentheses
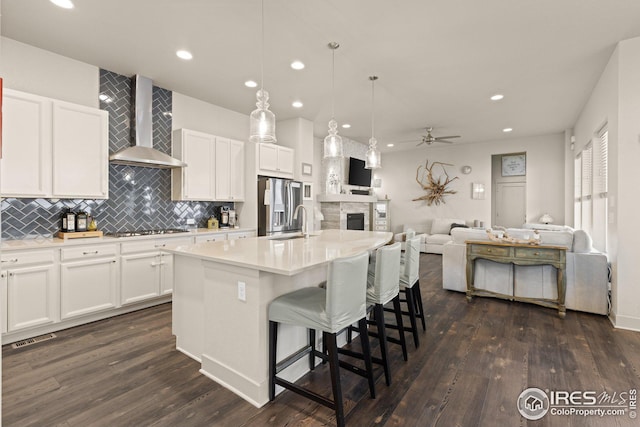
top-left (317, 194), bottom-right (375, 231)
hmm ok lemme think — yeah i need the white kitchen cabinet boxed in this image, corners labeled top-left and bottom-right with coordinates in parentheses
top-left (172, 129), bottom-right (216, 201)
top-left (215, 138), bottom-right (245, 201)
top-left (0, 89), bottom-right (52, 198)
top-left (1, 249), bottom-right (58, 332)
top-left (257, 143), bottom-right (294, 177)
top-left (120, 237), bottom-right (192, 304)
top-left (227, 230), bottom-right (256, 240)
top-left (52, 100), bottom-right (109, 199)
top-left (0, 89), bottom-right (109, 199)
top-left (194, 233), bottom-right (227, 243)
top-left (59, 244), bottom-right (118, 319)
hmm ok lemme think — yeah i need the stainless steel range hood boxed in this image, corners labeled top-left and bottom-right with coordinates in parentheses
top-left (109, 75), bottom-right (186, 168)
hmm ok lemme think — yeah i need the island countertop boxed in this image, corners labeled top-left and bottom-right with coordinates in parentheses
top-left (165, 229), bottom-right (393, 276)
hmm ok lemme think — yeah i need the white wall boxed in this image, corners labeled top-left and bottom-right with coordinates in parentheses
top-left (0, 37), bottom-right (99, 107)
top-left (572, 35), bottom-right (640, 331)
top-left (380, 133), bottom-right (565, 233)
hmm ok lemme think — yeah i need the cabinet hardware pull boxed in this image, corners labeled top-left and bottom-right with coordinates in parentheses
top-left (534, 252), bottom-right (540, 256)
top-left (1, 259), bottom-right (19, 263)
top-left (155, 244), bottom-right (166, 248)
top-left (83, 251), bottom-right (99, 255)
top-left (112, 260), bottom-right (116, 263)
top-left (9, 273), bottom-right (13, 277)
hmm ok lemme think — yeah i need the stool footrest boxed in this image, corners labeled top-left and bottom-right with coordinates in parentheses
top-left (274, 376), bottom-right (336, 410)
top-left (275, 345), bottom-right (313, 374)
top-left (338, 347), bottom-right (384, 367)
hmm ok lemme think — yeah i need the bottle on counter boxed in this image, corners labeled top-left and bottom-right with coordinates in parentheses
top-left (61, 210), bottom-right (68, 232)
top-left (76, 211), bottom-right (88, 232)
top-left (87, 216), bottom-right (98, 231)
top-left (207, 216), bottom-right (219, 230)
top-left (65, 210), bottom-right (76, 232)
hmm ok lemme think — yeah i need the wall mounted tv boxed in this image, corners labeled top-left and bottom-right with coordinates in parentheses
top-left (348, 157), bottom-right (372, 187)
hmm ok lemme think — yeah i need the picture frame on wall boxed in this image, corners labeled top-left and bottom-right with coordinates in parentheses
top-left (501, 153), bottom-right (526, 176)
top-left (302, 163), bottom-right (312, 176)
top-left (303, 182), bottom-right (313, 200)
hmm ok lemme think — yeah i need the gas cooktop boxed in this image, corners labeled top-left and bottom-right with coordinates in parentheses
top-left (106, 229), bottom-right (190, 238)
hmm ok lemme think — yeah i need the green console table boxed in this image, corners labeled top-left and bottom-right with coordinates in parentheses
top-left (465, 240), bottom-right (567, 318)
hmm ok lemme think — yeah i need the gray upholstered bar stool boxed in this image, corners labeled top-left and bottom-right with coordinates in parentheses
top-left (354, 242), bottom-right (407, 386)
top-left (268, 251), bottom-right (375, 427)
top-left (396, 236), bottom-right (425, 348)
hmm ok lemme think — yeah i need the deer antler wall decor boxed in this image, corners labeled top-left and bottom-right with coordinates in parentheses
top-left (412, 160), bottom-right (459, 206)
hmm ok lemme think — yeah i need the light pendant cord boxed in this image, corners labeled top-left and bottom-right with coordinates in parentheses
top-left (371, 77), bottom-right (375, 139)
top-left (260, 0), bottom-right (264, 91)
top-left (331, 47), bottom-right (335, 119)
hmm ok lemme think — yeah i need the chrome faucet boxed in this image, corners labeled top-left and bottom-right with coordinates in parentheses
top-left (293, 204), bottom-right (309, 238)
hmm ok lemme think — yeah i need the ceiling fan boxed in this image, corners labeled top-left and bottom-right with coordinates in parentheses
top-left (416, 127), bottom-right (461, 146)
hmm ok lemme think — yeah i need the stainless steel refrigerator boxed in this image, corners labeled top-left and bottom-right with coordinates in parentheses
top-left (257, 177), bottom-right (303, 236)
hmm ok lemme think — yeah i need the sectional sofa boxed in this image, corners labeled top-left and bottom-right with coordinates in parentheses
top-left (442, 224), bottom-right (609, 315)
top-left (393, 218), bottom-right (467, 254)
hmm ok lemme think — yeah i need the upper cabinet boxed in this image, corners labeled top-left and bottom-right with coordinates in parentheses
top-left (1, 89), bottom-right (109, 199)
top-left (172, 129), bottom-right (216, 201)
top-left (257, 143), bottom-right (294, 178)
top-left (171, 129), bottom-right (245, 202)
top-left (52, 100), bottom-right (109, 199)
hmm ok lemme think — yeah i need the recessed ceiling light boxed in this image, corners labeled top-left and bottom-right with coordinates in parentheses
top-left (292, 101), bottom-right (303, 108)
top-left (98, 93), bottom-right (113, 103)
top-left (342, 124), bottom-right (351, 129)
top-left (50, 0), bottom-right (74, 9)
top-left (503, 127), bottom-right (513, 133)
top-left (176, 50), bottom-right (193, 60)
top-left (386, 143), bottom-right (394, 147)
top-left (491, 94), bottom-right (504, 101)
top-left (291, 60), bottom-right (305, 70)
top-left (244, 80), bottom-right (258, 88)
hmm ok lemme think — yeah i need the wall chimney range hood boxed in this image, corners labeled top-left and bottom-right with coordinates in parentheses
top-left (109, 75), bottom-right (186, 168)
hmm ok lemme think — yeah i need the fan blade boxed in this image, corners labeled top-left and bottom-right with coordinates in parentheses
top-left (415, 140), bottom-right (425, 147)
top-left (392, 139), bottom-right (421, 144)
top-left (434, 135), bottom-right (460, 140)
top-left (436, 139), bottom-right (455, 144)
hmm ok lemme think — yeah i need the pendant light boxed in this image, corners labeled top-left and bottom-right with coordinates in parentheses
top-left (249, 0), bottom-right (276, 143)
top-left (365, 76), bottom-right (381, 169)
top-left (323, 42), bottom-right (343, 158)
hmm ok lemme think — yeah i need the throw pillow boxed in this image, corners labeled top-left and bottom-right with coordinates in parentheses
top-left (431, 218), bottom-right (454, 235)
top-left (449, 223), bottom-right (469, 235)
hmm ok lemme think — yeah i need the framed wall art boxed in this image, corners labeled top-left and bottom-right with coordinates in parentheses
top-left (501, 153), bottom-right (526, 176)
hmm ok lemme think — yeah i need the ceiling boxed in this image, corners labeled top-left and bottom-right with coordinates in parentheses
top-left (3, 0), bottom-right (640, 152)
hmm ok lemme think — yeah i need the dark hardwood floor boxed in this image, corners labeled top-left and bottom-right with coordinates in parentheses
top-left (4, 254), bottom-right (640, 427)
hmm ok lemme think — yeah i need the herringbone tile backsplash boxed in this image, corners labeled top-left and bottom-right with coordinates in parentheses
top-left (2, 69), bottom-right (230, 239)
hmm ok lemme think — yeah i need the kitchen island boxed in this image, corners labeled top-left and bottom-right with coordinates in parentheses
top-left (165, 229), bottom-right (392, 407)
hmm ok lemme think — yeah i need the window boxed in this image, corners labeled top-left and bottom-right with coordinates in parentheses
top-left (574, 125), bottom-right (608, 252)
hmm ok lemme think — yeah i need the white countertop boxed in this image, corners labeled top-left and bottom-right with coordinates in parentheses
top-left (165, 229), bottom-right (393, 276)
top-left (1, 227), bottom-right (256, 251)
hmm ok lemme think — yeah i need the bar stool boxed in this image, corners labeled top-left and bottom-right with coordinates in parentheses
top-left (396, 236), bottom-right (425, 348)
top-left (345, 242), bottom-right (407, 387)
top-left (268, 251), bottom-right (375, 427)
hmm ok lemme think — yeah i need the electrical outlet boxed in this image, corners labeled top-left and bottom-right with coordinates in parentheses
top-left (237, 281), bottom-right (246, 301)
top-left (186, 218), bottom-right (195, 225)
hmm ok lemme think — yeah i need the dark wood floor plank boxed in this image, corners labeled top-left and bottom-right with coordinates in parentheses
top-left (4, 255), bottom-right (640, 427)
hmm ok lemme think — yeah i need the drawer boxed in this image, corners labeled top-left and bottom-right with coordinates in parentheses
top-left (227, 231), bottom-right (255, 240)
top-left (469, 244), bottom-right (510, 257)
top-left (195, 234), bottom-right (227, 244)
top-left (121, 237), bottom-right (193, 254)
top-left (156, 237), bottom-right (193, 249)
top-left (1, 249), bottom-right (55, 266)
top-left (514, 247), bottom-right (561, 261)
top-left (62, 244), bottom-right (117, 261)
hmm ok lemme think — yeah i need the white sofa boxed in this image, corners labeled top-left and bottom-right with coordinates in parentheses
top-left (442, 225), bottom-right (609, 315)
top-left (394, 218), bottom-right (467, 254)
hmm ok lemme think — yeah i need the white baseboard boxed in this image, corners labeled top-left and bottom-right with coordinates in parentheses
top-left (609, 312), bottom-right (640, 332)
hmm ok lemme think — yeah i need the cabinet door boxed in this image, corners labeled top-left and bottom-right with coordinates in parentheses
top-left (6, 264), bottom-right (57, 331)
top-left (0, 90), bottom-right (52, 197)
top-left (60, 258), bottom-right (118, 319)
top-left (277, 146), bottom-right (294, 175)
top-left (215, 137), bottom-right (231, 200)
top-left (229, 139), bottom-right (245, 201)
top-left (1, 273), bottom-right (7, 334)
top-left (52, 101), bottom-right (109, 199)
top-left (181, 130), bottom-right (216, 201)
top-left (120, 252), bottom-right (161, 305)
top-left (159, 253), bottom-right (174, 295)
top-left (258, 143), bottom-right (278, 172)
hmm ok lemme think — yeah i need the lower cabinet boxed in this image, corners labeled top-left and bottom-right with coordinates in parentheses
top-left (120, 252), bottom-right (162, 305)
top-left (3, 263), bottom-right (57, 332)
top-left (60, 257), bottom-right (118, 320)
